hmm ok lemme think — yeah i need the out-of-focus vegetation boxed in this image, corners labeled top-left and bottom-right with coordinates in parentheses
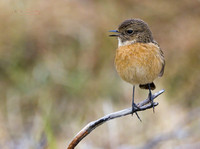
top-left (0, 0), bottom-right (200, 149)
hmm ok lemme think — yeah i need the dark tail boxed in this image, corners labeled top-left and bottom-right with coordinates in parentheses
top-left (139, 82), bottom-right (156, 90)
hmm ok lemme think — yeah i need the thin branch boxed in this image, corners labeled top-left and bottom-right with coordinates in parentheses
top-left (67, 89), bottom-right (165, 149)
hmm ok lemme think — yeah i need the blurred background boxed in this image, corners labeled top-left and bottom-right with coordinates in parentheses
top-left (0, 0), bottom-right (200, 149)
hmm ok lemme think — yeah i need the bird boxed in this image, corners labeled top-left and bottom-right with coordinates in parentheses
top-left (109, 19), bottom-right (165, 120)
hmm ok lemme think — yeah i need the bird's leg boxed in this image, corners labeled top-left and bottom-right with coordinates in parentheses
top-left (148, 84), bottom-right (155, 113)
top-left (132, 86), bottom-right (142, 122)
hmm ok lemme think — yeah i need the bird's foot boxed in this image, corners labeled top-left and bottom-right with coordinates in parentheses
top-left (148, 93), bottom-right (155, 113)
top-left (131, 102), bottom-right (142, 122)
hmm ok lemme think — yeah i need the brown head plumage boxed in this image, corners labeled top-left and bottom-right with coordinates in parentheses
top-left (110, 19), bottom-right (154, 46)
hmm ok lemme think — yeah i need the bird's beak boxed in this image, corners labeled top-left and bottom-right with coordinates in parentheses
top-left (109, 30), bottom-right (120, 37)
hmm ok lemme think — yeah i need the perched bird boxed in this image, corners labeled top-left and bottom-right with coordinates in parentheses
top-left (109, 19), bottom-right (165, 120)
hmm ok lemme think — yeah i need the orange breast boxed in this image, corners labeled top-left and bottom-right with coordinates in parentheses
top-left (114, 43), bottom-right (164, 85)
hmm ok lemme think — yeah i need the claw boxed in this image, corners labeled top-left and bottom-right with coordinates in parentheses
top-left (132, 86), bottom-right (142, 122)
top-left (149, 93), bottom-right (155, 113)
top-left (148, 84), bottom-right (155, 113)
top-left (132, 102), bottom-right (142, 122)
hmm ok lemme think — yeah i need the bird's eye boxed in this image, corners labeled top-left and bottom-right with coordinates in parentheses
top-left (126, 29), bottom-right (134, 34)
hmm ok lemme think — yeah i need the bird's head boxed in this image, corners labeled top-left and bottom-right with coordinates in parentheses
top-left (109, 19), bottom-right (154, 47)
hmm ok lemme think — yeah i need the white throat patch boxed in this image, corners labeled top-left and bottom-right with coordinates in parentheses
top-left (118, 38), bottom-right (136, 47)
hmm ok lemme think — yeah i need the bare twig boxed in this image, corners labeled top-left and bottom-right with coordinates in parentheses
top-left (67, 89), bottom-right (165, 149)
